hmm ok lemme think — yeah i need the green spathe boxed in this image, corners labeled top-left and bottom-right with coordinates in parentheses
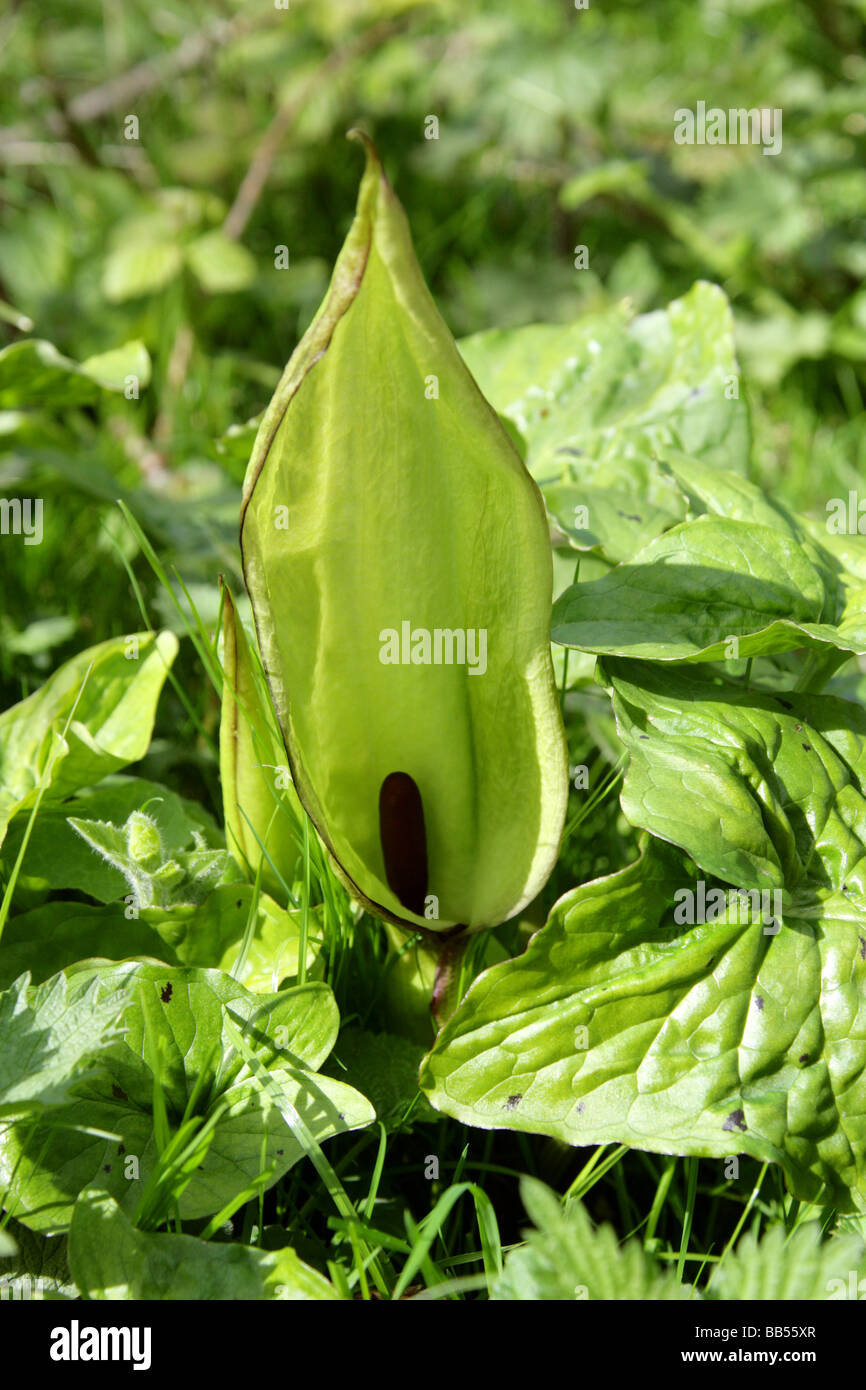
top-left (240, 132), bottom-right (567, 932)
top-left (219, 582), bottom-right (302, 899)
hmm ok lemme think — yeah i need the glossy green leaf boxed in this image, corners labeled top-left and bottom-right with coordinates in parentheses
top-left (420, 838), bottom-right (866, 1209)
top-left (0, 901), bottom-right (172, 990)
top-left (544, 479), bottom-right (683, 564)
top-left (0, 632), bottom-right (178, 850)
top-left (552, 513), bottom-right (866, 662)
top-left (603, 657), bottom-right (866, 893)
top-left (458, 283), bottom-right (749, 479)
top-left (0, 964), bottom-right (373, 1232)
top-left (220, 583), bottom-right (302, 899)
top-left (240, 133), bottom-right (567, 932)
top-left (69, 1189), bottom-right (340, 1300)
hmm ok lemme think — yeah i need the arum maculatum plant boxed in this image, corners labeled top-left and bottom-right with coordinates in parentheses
top-left (234, 131), bottom-right (568, 1021)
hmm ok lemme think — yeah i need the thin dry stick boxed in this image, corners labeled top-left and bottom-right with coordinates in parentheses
top-left (67, 13), bottom-right (255, 123)
top-left (222, 18), bottom-right (409, 243)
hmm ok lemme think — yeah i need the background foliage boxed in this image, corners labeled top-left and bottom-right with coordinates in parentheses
top-left (1, 0), bottom-right (865, 1300)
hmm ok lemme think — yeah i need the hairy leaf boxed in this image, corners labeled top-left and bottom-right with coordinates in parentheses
top-left (707, 1222), bottom-right (866, 1301)
top-left (492, 1177), bottom-right (695, 1301)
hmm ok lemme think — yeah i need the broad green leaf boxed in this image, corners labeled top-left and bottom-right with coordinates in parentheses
top-left (0, 901), bottom-right (173, 990)
top-left (0, 631), bottom-right (178, 850)
top-left (0, 972), bottom-right (126, 1117)
top-left (661, 454), bottom-right (803, 537)
top-left (185, 231), bottom-right (257, 294)
top-left (491, 1177), bottom-right (695, 1301)
top-left (458, 281), bottom-right (750, 484)
top-left (0, 1217), bottom-right (75, 1300)
top-left (220, 582), bottom-right (303, 900)
top-left (602, 658), bottom-right (866, 894)
top-left (240, 132), bottom-right (567, 932)
top-left (552, 513), bottom-right (866, 662)
top-left (102, 242), bottom-right (184, 302)
top-left (68, 1189), bottom-right (340, 1300)
top-left (707, 1222), bottom-right (866, 1301)
top-left (146, 887), bottom-right (322, 991)
top-left (322, 1027), bottom-right (436, 1130)
top-left (0, 964), bottom-right (373, 1232)
top-left (0, 338), bottom-right (150, 408)
top-left (0, 886), bottom-right (319, 993)
top-left (420, 839), bottom-right (866, 1210)
top-left (544, 479), bottom-right (683, 564)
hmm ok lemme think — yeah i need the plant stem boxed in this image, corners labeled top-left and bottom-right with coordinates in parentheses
top-left (431, 930), bottom-right (471, 1029)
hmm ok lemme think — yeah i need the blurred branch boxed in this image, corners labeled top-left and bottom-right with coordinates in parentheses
top-left (66, 13), bottom-right (258, 123)
top-left (223, 18), bottom-right (411, 242)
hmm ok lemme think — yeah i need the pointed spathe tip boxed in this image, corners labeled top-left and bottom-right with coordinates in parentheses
top-left (346, 127), bottom-right (385, 181)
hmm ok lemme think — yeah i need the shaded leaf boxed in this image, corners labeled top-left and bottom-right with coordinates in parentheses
top-left (69, 1189), bottom-right (340, 1300)
top-left (0, 964), bottom-right (373, 1231)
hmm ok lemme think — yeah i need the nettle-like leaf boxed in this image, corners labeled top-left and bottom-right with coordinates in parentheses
top-left (0, 775), bottom-right (224, 904)
top-left (0, 964), bottom-right (373, 1233)
top-left (491, 1177), bottom-right (695, 1301)
top-left (0, 972), bottom-right (127, 1117)
top-left (219, 582), bottom-right (303, 899)
top-left (69, 1190), bottom-right (340, 1301)
top-left (240, 132), bottom-right (567, 933)
top-left (0, 631), bottom-right (178, 850)
top-left (551, 480), bottom-right (866, 664)
top-left (68, 810), bottom-right (241, 909)
top-left (707, 1222), bottom-right (866, 1301)
top-left (423, 658), bottom-right (866, 1206)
